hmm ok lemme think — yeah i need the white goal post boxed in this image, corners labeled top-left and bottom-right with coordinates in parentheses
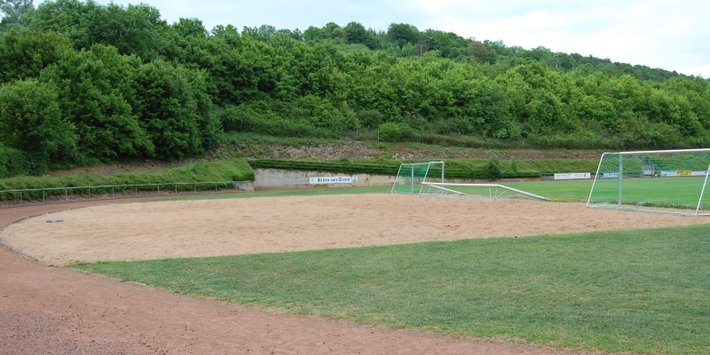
top-left (391, 161), bottom-right (548, 201)
top-left (422, 182), bottom-right (549, 201)
top-left (391, 161), bottom-right (445, 194)
top-left (586, 148), bottom-right (710, 216)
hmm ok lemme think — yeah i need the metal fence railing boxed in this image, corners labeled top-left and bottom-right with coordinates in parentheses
top-left (0, 181), bottom-right (253, 206)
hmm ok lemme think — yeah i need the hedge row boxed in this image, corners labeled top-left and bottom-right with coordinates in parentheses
top-left (249, 158), bottom-right (601, 180)
top-left (249, 159), bottom-right (401, 176)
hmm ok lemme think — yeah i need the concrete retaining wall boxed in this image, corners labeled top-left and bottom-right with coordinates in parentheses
top-left (254, 168), bottom-right (395, 189)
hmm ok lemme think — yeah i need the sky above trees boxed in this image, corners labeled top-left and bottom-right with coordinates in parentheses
top-left (77, 0), bottom-right (710, 78)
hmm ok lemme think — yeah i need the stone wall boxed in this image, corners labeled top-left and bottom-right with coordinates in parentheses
top-left (254, 168), bottom-right (395, 190)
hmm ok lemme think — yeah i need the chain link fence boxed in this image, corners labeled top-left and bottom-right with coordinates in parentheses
top-left (0, 181), bottom-right (253, 206)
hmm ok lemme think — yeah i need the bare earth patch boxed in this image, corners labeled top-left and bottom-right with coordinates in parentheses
top-left (1, 194), bottom-right (706, 266)
top-left (2, 194), bottom-right (707, 354)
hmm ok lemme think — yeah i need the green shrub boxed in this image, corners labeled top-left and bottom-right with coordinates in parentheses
top-left (378, 122), bottom-right (414, 142)
top-left (0, 79), bottom-right (78, 168)
top-left (221, 104), bottom-right (332, 138)
top-left (0, 144), bottom-right (30, 178)
top-left (356, 109), bottom-right (385, 128)
top-left (378, 122), bottom-right (401, 142)
top-left (486, 155), bottom-right (502, 180)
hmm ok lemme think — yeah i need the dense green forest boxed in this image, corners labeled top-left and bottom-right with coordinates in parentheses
top-left (1, 0), bottom-right (709, 177)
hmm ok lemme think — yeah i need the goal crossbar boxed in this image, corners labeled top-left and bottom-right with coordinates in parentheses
top-left (422, 182), bottom-right (549, 201)
top-left (603, 148), bottom-right (710, 156)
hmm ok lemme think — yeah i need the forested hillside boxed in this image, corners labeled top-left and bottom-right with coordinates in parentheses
top-left (1, 0), bottom-right (709, 177)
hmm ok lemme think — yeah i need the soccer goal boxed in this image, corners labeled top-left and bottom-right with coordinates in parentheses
top-left (421, 182), bottom-right (549, 201)
top-left (391, 161), bottom-right (548, 201)
top-left (391, 161), bottom-right (445, 194)
top-left (586, 148), bottom-right (710, 216)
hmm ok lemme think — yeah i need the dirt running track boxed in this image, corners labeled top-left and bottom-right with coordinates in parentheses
top-left (2, 196), bottom-right (687, 354)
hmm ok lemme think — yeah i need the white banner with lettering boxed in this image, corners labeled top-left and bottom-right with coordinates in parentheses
top-left (309, 176), bottom-right (359, 184)
top-left (553, 172), bottom-right (591, 180)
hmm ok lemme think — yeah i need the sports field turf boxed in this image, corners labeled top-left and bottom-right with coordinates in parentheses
top-left (75, 222), bottom-right (710, 354)
top-left (459, 178), bottom-right (710, 210)
top-left (71, 180), bottom-right (710, 353)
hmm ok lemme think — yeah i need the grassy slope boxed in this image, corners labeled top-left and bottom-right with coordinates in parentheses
top-left (217, 132), bottom-right (604, 161)
top-left (75, 225), bottom-right (710, 354)
top-left (0, 159), bottom-right (254, 196)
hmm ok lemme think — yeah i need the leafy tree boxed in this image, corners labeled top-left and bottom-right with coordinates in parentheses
top-left (92, 3), bottom-right (166, 60)
top-left (172, 17), bottom-right (207, 38)
top-left (356, 109), bottom-right (385, 128)
top-left (208, 33), bottom-right (276, 104)
top-left (40, 44), bottom-right (152, 159)
top-left (510, 62), bottom-right (554, 89)
top-left (662, 77), bottom-right (710, 129)
top-left (344, 21), bottom-right (378, 49)
top-left (0, 79), bottom-right (77, 165)
top-left (184, 64), bottom-right (221, 150)
top-left (132, 60), bottom-right (216, 159)
top-left (303, 25), bottom-right (329, 41)
top-left (420, 29), bottom-right (468, 58)
top-left (292, 94), bottom-right (358, 132)
top-left (1, 10), bottom-right (708, 175)
top-left (525, 91), bottom-right (566, 134)
top-left (241, 25), bottom-right (298, 40)
top-left (571, 95), bottom-right (618, 133)
top-left (30, 0), bottom-right (167, 60)
top-left (387, 23), bottom-right (419, 48)
top-left (28, 0), bottom-right (93, 45)
top-left (468, 40), bottom-right (490, 62)
top-left (0, 0), bottom-right (33, 32)
top-left (324, 22), bottom-right (346, 43)
top-left (0, 28), bottom-right (71, 83)
top-left (162, 18), bottom-right (216, 79)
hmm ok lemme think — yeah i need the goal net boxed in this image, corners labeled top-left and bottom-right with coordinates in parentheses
top-left (587, 148), bottom-right (710, 216)
top-left (391, 161), bottom-right (548, 201)
top-left (391, 161), bottom-right (444, 194)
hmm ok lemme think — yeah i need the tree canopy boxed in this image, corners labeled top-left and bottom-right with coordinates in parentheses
top-left (0, 0), bottom-right (708, 176)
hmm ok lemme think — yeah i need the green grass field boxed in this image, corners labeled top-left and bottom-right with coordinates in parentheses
top-left (419, 180), bottom-right (593, 202)
top-left (586, 177), bottom-right (710, 209)
top-left (506, 180), bottom-right (593, 201)
top-left (75, 225), bottom-right (710, 354)
top-left (444, 178), bottom-right (710, 211)
top-left (74, 180), bottom-right (710, 353)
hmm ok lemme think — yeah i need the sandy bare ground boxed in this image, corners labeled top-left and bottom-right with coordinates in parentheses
top-left (0, 198), bottom-right (599, 354)
top-left (1, 194), bottom-right (706, 266)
